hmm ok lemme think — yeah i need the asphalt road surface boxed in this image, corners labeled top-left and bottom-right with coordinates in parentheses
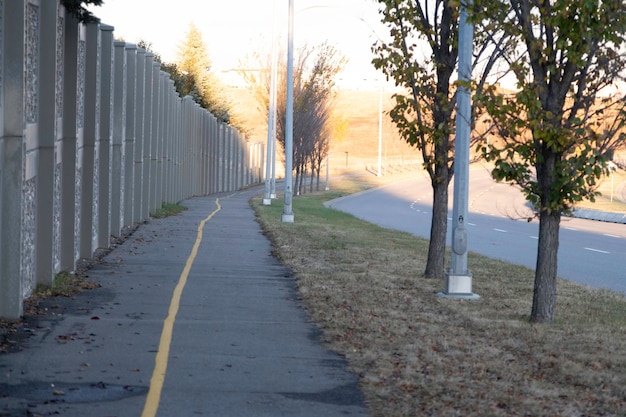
top-left (327, 165), bottom-right (626, 295)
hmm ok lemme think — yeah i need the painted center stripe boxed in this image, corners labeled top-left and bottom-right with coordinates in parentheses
top-left (603, 233), bottom-right (620, 238)
top-left (141, 198), bottom-right (222, 417)
top-left (584, 247), bottom-right (610, 254)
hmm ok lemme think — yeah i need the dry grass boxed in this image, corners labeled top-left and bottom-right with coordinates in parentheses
top-left (252, 176), bottom-right (626, 417)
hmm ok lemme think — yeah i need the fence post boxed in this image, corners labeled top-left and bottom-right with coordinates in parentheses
top-left (58, 15), bottom-right (80, 272)
top-left (201, 112), bottom-right (209, 195)
top-left (78, 22), bottom-right (99, 260)
top-left (169, 80), bottom-right (177, 203)
top-left (196, 105), bottom-right (203, 195)
top-left (218, 123), bottom-right (225, 192)
top-left (72, 21), bottom-right (87, 265)
top-left (232, 129), bottom-right (240, 190)
top-left (123, 44), bottom-right (136, 227)
top-left (209, 114), bottom-right (218, 194)
top-left (97, 24), bottom-right (114, 248)
top-left (133, 48), bottom-right (145, 224)
top-left (110, 40), bottom-right (126, 237)
top-left (140, 53), bottom-right (153, 220)
top-left (243, 136), bottom-right (249, 188)
top-left (181, 97), bottom-right (188, 198)
top-left (225, 127), bottom-right (232, 191)
top-left (237, 131), bottom-right (244, 189)
top-left (154, 71), bottom-right (166, 209)
top-left (194, 103), bottom-right (201, 196)
top-left (163, 79), bottom-right (174, 204)
top-left (52, 4), bottom-right (65, 274)
top-left (172, 97), bottom-right (180, 202)
top-left (20, 0), bottom-right (41, 304)
top-left (150, 66), bottom-right (162, 212)
top-left (178, 98), bottom-right (184, 201)
top-left (36, 0), bottom-right (60, 287)
top-left (0, 0), bottom-right (26, 318)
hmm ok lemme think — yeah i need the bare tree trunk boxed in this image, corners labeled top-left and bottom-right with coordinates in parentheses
top-left (531, 210), bottom-right (560, 322)
top-left (294, 165), bottom-right (301, 196)
top-left (297, 162), bottom-right (305, 195)
top-left (300, 163), bottom-right (306, 195)
top-left (424, 180), bottom-right (449, 278)
top-left (315, 166), bottom-right (321, 191)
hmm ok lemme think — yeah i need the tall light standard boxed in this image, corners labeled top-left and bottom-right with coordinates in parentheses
top-left (377, 83), bottom-right (383, 177)
top-left (263, 0), bottom-right (279, 206)
top-left (440, 0), bottom-right (479, 299)
top-left (281, 0), bottom-right (295, 222)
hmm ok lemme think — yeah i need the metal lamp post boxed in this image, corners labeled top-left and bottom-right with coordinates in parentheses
top-left (263, 0), bottom-right (279, 206)
top-left (281, 0), bottom-right (295, 222)
top-left (440, 0), bottom-right (479, 299)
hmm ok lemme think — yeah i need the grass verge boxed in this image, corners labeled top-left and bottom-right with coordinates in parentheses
top-left (152, 202), bottom-right (188, 218)
top-left (252, 176), bottom-right (626, 417)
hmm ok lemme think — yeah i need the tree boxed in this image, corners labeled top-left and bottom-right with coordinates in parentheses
top-left (244, 43), bottom-right (345, 194)
top-left (177, 23), bottom-right (231, 123)
top-left (138, 40), bottom-right (196, 104)
top-left (372, 0), bottom-right (502, 279)
top-left (475, 0), bottom-right (626, 322)
top-left (291, 44), bottom-right (344, 194)
top-left (61, 0), bottom-right (103, 23)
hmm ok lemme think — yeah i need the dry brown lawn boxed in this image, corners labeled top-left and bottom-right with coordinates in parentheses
top-left (252, 174), bottom-right (626, 417)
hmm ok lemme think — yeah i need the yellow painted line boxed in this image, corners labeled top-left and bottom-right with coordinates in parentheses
top-left (141, 198), bottom-right (222, 417)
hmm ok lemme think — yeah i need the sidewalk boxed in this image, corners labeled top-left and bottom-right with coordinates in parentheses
top-left (570, 207), bottom-right (626, 224)
top-left (0, 188), bottom-right (369, 417)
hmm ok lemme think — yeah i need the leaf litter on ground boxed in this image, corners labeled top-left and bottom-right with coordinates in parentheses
top-left (252, 173), bottom-right (626, 417)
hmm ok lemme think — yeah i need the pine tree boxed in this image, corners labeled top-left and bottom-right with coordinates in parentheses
top-left (177, 23), bottom-right (230, 123)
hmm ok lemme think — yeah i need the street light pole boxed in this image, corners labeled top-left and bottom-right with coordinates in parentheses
top-left (263, 0), bottom-right (279, 206)
top-left (270, 65), bottom-right (278, 199)
top-left (440, 0), bottom-right (479, 299)
top-left (377, 84), bottom-right (383, 177)
top-left (281, 0), bottom-right (295, 222)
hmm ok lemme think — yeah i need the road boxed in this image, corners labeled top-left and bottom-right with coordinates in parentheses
top-left (326, 165), bottom-right (626, 295)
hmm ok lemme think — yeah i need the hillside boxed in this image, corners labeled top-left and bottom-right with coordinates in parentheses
top-left (225, 86), bottom-right (422, 175)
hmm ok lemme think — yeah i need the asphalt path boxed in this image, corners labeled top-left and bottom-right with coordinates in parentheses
top-left (326, 165), bottom-right (626, 295)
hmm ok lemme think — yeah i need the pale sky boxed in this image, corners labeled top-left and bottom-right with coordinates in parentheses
top-left (88, 0), bottom-right (392, 89)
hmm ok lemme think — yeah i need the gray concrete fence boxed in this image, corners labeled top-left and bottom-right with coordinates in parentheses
top-left (0, 0), bottom-right (265, 319)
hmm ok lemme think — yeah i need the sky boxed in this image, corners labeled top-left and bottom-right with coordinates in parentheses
top-left (87, 0), bottom-right (393, 89)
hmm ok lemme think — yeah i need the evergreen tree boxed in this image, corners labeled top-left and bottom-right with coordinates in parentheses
top-left (61, 0), bottom-right (103, 23)
top-left (177, 23), bottom-right (230, 123)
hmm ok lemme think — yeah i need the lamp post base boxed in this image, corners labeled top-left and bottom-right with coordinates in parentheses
top-left (438, 271), bottom-right (480, 299)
